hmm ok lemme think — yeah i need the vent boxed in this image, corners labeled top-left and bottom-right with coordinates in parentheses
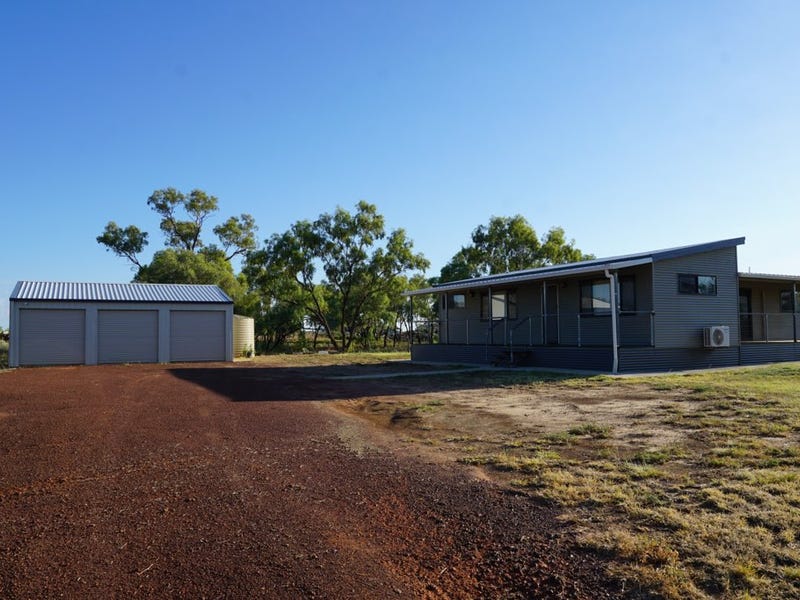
top-left (704, 325), bottom-right (730, 348)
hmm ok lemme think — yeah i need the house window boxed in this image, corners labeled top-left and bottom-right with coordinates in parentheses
top-left (580, 280), bottom-right (611, 314)
top-left (780, 290), bottom-right (799, 313)
top-left (448, 293), bottom-right (466, 309)
top-left (480, 291), bottom-right (517, 319)
top-left (678, 274), bottom-right (717, 295)
top-left (581, 276), bottom-right (635, 314)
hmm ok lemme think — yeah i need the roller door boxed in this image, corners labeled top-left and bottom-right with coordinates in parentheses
top-left (18, 309), bottom-right (85, 366)
top-left (170, 310), bottom-right (226, 362)
top-left (98, 310), bottom-right (158, 364)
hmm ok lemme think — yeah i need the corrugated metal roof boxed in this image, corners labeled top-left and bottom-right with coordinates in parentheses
top-left (406, 237), bottom-right (747, 296)
top-left (409, 257), bottom-right (653, 296)
top-left (10, 281), bottom-right (233, 303)
top-left (739, 272), bottom-right (800, 282)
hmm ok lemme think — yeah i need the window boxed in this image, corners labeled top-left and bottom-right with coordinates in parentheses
top-left (580, 276), bottom-right (636, 314)
top-left (580, 280), bottom-right (611, 314)
top-left (678, 274), bottom-right (717, 295)
top-left (780, 290), bottom-right (799, 313)
top-left (448, 293), bottom-right (466, 309)
top-left (698, 276), bottom-right (717, 295)
top-left (480, 291), bottom-right (517, 319)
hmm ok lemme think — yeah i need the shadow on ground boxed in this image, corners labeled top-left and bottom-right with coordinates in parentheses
top-left (168, 362), bottom-right (576, 403)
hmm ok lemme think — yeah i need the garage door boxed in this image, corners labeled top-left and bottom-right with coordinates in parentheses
top-left (98, 310), bottom-right (158, 364)
top-left (170, 310), bottom-right (226, 362)
top-left (19, 309), bottom-right (85, 366)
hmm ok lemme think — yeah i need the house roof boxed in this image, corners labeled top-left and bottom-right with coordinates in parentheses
top-left (10, 281), bottom-right (233, 304)
top-left (739, 272), bottom-right (800, 283)
top-left (407, 237), bottom-right (747, 296)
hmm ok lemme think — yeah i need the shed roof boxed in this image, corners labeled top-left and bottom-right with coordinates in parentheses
top-left (407, 237), bottom-right (746, 296)
top-left (10, 281), bottom-right (233, 303)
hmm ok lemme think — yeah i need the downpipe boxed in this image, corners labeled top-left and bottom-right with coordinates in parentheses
top-left (605, 269), bottom-right (619, 374)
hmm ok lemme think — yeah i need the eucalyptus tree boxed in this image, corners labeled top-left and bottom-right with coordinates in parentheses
top-left (245, 201), bottom-right (429, 352)
top-left (438, 215), bottom-right (593, 282)
top-left (96, 187), bottom-right (257, 303)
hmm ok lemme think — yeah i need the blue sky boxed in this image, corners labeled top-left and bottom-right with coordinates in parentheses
top-left (2, 1), bottom-right (799, 328)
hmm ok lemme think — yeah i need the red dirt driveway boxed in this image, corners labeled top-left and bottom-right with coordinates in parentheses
top-left (0, 363), bottom-right (620, 598)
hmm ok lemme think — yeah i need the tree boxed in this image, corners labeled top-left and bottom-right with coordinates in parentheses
top-left (244, 201), bottom-right (429, 352)
top-left (96, 222), bottom-right (149, 269)
top-left (213, 214), bottom-right (258, 261)
top-left (146, 188), bottom-right (218, 251)
top-left (438, 215), bottom-right (593, 282)
top-left (98, 187), bottom-right (257, 266)
top-left (97, 187), bottom-right (257, 306)
top-left (383, 273), bottom-right (437, 348)
top-left (133, 247), bottom-right (245, 299)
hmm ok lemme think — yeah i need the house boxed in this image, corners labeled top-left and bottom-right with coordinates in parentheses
top-left (407, 237), bottom-right (800, 373)
top-left (8, 281), bottom-right (234, 367)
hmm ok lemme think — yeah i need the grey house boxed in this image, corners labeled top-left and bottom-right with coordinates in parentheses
top-left (9, 282), bottom-right (234, 367)
top-left (408, 237), bottom-right (800, 372)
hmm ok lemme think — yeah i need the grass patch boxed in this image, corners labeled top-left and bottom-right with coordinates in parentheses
top-left (390, 400), bottom-right (446, 422)
top-left (251, 350), bottom-right (411, 367)
top-left (568, 422), bottom-right (612, 439)
top-left (630, 446), bottom-right (686, 465)
top-left (459, 450), bottom-right (562, 472)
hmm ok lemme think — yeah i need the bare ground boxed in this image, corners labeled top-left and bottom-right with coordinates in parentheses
top-left (0, 361), bottom-right (622, 599)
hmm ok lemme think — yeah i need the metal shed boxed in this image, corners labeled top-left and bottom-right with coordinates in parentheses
top-left (8, 281), bottom-right (234, 367)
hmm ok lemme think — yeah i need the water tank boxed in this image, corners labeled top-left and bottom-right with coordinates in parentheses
top-left (232, 314), bottom-right (255, 357)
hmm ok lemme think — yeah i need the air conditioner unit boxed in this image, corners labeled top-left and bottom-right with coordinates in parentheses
top-left (704, 325), bottom-right (730, 348)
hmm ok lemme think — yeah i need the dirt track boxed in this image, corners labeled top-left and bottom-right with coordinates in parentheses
top-left (0, 362), bottom-right (620, 598)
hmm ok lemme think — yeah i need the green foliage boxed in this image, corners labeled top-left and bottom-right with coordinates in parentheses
top-left (0, 338), bottom-right (8, 369)
top-left (146, 187), bottom-right (219, 251)
top-left (96, 222), bottom-right (149, 268)
top-left (97, 187), bottom-right (258, 309)
top-left (133, 248), bottom-right (246, 304)
top-left (98, 187), bottom-right (257, 266)
top-left (244, 201), bottom-right (429, 352)
top-left (438, 215), bottom-right (593, 282)
top-left (213, 213), bottom-right (258, 260)
top-left (257, 298), bottom-right (306, 352)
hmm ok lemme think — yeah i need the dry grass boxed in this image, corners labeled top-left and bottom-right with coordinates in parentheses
top-left (249, 350), bottom-right (411, 367)
top-left (458, 364), bottom-right (800, 599)
top-left (336, 360), bottom-right (800, 599)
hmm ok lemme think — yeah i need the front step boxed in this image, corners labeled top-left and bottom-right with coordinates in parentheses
top-left (490, 349), bottom-right (533, 367)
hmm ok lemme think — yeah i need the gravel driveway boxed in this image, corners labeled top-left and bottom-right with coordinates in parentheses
top-left (0, 363), bottom-right (619, 598)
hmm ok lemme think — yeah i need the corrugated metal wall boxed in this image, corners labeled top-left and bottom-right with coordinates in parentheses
top-left (18, 309), bottom-right (85, 366)
top-left (739, 343), bottom-right (800, 365)
top-left (11, 301), bottom-right (232, 367)
top-left (170, 311), bottom-right (226, 362)
top-left (411, 344), bottom-right (613, 371)
top-left (618, 347), bottom-right (740, 372)
top-left (652, 247), bottom-right (740, 349)
top-left (98, 310), bottom-right (158, 364)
